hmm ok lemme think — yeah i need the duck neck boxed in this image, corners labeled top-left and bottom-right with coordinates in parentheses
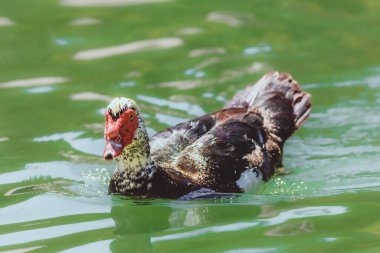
top-left (110, 117), bottom-right (155, 194)
top-left (115, 117), bottom-right (151, 171)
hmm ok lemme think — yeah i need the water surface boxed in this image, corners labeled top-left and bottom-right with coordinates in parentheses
top-left (1, 0), bottom-right (380, 252)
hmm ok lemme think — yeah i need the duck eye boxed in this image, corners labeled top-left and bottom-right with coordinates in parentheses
top-left (129, 114), bottom-right (134, 121)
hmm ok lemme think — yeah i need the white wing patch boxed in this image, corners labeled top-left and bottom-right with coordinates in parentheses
top-left (236, 169), bottom-right (262, 192)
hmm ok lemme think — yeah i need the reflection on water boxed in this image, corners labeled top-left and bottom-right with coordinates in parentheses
top-left (334, 74), bottom-right (380, 88)
top-left (70, 92), bottom-right (112, 102)
top-left (34, 132), bottom-right (104, 156)
top-left (151, 205), bottom-right (346, 243)
top-left (151, 79), bottom-right (203, 90)
top-left (155, 113), bottom-right (188, 125)
top-left (189, 47), bottom-right (226, 58)
top-left (1, 0), bottom-right (380, 252)
top-left (73, 38), bottom-right (183, 60)
top-left (47, 202), bottom-right (349, 252)
top-left (120, 81), bottom-right (136, 87)
top-left (0, 183), bottom-right (373, 252)
top-left (51, 202), bottom-right (344, 252)
top-left (224, 248), bottom-right (277, 253)
top-left (206, 11), bottom-right (254, 27)
top-left (69, 18), bottom-right (103, 26)
top-left (263, 206), bottom-right (346, 225)
top-left (243, 45), bottom-right (271, 56)
top-left (176, 27), bottom-right (204, 36)
top-left (60, 0), bottom-right (173, 7)
top-left (0, 161), bottom-right (83, 184)
top-left (0, 194), bottom-right (109, 226)
top-left (0, 218), bottom-right (113, 247)
top-left (281, 92), bottom-right (380, 194)
top-left (59, 240), bottom-right (113, 253)
top-left (0, 17), bottom-right (14, 26)
top-left (137, 94), bottom-right (206, 116)
top-left (265, 220), bottom-right (314, 237)
top-left (26, 86), bottom-right (55, 94)
top-left (0, 77), bottom-right (68, 88)
top-left (0, 136), bottom-right (9, 142)
top-left (108, 204), bottom-right (171, 252)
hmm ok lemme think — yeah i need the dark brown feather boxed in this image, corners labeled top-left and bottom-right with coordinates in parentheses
top-left (109, 71), bottom-right (311, 197)
top-left (149, 72), bottom-right (311, 195)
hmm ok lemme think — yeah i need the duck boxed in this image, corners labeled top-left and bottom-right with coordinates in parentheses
top-left (103, 71), bottom-right (311, 198)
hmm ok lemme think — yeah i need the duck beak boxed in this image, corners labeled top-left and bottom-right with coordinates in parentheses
top-left (103, 139), bottom-right (123, 160)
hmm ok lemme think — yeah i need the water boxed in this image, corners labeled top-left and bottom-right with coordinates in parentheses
top-left (1, 0), bottom-right (380, 252)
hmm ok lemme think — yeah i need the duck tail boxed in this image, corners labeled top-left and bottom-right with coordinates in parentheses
top-left (225, 71), bottom-right (311, 140)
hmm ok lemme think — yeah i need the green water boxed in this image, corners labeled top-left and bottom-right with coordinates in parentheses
top-left (1, 0), bottom-right (380, 252)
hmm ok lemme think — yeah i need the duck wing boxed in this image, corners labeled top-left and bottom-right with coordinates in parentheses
top-left (150, 113), bottom-right (217, 171)
top-left (150, 71), bottom-right (311, 194)
top-left (172, 111), bottom-right (277, 192)
top-left (150, 108), bottom-right (250, 172)
top-left (150, 109), bottom-right (277, 193)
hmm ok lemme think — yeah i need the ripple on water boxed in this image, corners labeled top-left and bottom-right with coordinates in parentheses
top-left (34, 131), bottom-right (104, 156)
top-left (326, 74), bottom-right (380, 89)
top-left (119, 81), bottom-right (136, 87)
top-left (219, 62), bottom-right (267, 84)
top-left (155, 113), bottom-right (189, 126)
top-left (2, 163), bottom-right (113, 211)
top-left (206, 11), bottom-right (254, 27)
top-left (176, 27), bottom-right (204, 36)
top-left (0, 161), bottom-right (83, 185)
top-left (137, 94), bottom-right (206, 116)
top-left (0, 136), bottom-right (9, 142)
top-left (0, 217), bottom-right (113, 247)
top-left (189, 47), bottom-right (226, 58)
top-left (283, 93), bottom-right (380, 193)
top-left (0, 194), bottom-right (110, 226)
top-left (59, 239), bottom-right (113, 253)
top-left (60, 0), bottom-right (173, 7)
top-left (26, 86), bottom-right (55, 94)
top-left (193, 56), bottom-right (221, 70)
top-left (243, 45), bottom-right (271, 56)
top-left (70, 92), bottom-right (112, 102)
top-left (151, 79), bottom-right (204, 90)
top-left (73, 38), bottom-right (183, 60)
top-left (183, 57), bottom-right (221, 80)
top-left (69, 17), bottom-right (102, 26)
top-left (0, 16), bottom-right (14, 26)
top-left (0, 77), bottom-right (68, 88)
top-left (151, 206), bottom-right (346, 243)
top-left (223, 249), bottom-right (277, 253)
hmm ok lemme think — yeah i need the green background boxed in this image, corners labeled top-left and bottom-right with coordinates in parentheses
top-left (1, 0), bottom-right (380, 252)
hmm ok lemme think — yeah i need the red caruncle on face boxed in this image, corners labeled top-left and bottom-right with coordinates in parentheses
top-left (103, 109), bottom-right (138, 160)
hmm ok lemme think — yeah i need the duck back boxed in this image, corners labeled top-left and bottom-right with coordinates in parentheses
top-left (149, 72), bottom-right (311, 194)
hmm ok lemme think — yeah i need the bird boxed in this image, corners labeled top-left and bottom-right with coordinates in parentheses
top-left (103, 71), bottom-right (311, 198)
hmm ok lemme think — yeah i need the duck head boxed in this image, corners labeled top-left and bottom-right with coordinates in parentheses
top-left (103, 98), bottom-right (139, 160)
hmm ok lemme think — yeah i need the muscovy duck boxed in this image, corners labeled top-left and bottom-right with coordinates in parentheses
top-left (103, 71), bottom-right (311, 198)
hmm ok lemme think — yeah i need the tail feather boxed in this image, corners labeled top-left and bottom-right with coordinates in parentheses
top-left (225, 71), bottom-right (311, 140)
